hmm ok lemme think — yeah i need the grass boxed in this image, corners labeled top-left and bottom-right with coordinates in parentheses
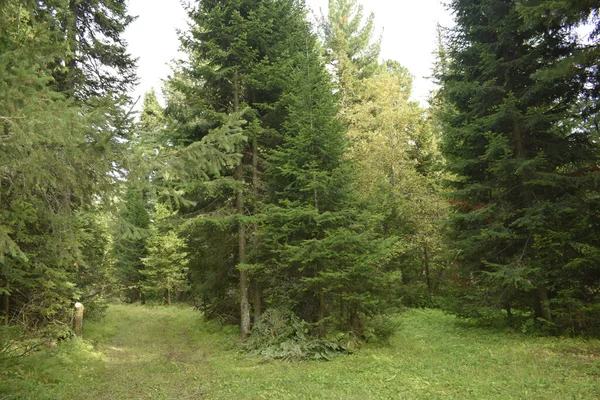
top-left (1, 305), bottom-right (599, 399)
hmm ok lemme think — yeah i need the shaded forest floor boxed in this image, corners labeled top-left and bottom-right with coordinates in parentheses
top-left (2, 304), bottom-right (600, 399)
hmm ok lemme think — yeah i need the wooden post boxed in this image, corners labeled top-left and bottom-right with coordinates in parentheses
top-left (74, 302), bottom-right (84, 337)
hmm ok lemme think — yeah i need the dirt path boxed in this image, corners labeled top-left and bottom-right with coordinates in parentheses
top-left (86, 305), bottom-right (216, 399)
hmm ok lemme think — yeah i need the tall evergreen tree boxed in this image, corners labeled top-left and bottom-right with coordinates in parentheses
top-left (258, 23), bottom-right (397, 337)
top-left (440, 0), bottom-right (600, 332)
top-left (110, 185), bottom-right (150, 302)
top-left (109, 91), bottom-right (165, 303)
top-left (0, 1), bottom-right (135, 326)
top-left (165, 0), bottom-right (311, 338)
top-left (319, 0), bottom-right (380, 107)
top-left (35, 0), bottom-right (137, 99)
top-left (518, 0), bottom-right (600, 145)
top-left (141, 204), bottom-right (189, 305)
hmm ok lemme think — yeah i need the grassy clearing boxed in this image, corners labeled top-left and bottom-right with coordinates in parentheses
top-left (1, 305), bottom-right (599, 399)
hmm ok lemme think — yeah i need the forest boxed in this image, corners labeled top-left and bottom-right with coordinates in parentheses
top-left (1, 0), bottom-right (600, 397)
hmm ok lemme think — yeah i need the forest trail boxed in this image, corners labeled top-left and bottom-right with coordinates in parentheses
top-left (80, 305), bottom-right (600, 400)
top-left (84, 305), bottom-right (217, 399)
top-left (4, 305), bottom-right (600, 399)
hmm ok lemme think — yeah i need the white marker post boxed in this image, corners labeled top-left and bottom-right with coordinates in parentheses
top-left (74, 302), bottom-right (84, 337)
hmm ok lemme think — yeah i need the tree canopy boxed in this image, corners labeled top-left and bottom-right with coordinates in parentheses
top-left (1, 0), bottom-right (599, 343)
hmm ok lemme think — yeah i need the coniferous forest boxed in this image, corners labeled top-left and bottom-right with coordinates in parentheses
top-left (1, 0), bottom-right (600, 396)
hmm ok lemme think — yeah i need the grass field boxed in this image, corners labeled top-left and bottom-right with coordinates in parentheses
top-left (1, 304), bottom-right (599, 399)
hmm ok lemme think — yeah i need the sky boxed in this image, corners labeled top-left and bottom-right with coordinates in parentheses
top-left (124, 0), bottom-right (454, 108)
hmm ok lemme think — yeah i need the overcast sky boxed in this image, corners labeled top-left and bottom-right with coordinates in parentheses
top-left (124, 0), bottom-right (453, 107)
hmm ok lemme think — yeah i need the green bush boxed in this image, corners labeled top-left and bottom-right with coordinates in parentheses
top-left (0, 325), bottom-right (25, 361)
top-left (363, 314), bottom-right (400, 345)
top-left (81, 295), bottom-right (110, 321)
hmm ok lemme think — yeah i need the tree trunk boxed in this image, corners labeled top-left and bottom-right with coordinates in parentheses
top-left (62, 0), bottom-right (79, 96)
top-left (318, 291), bottom-right (326, 338)
top-left (423, 245), bottom-right (433, 296)
top-left (250, 135), bottom-right (261, 325)
top-left (2, 293), bottom-right (8, 325)
top-left (252, 136), bottom-right (259, 189)
top-left (239, 219), bottom-right (250, 338)
top-left (534, 284), bottom-right (552, 322)
top-left (234, 70), bottom-right (251, 339)
top-left (505, 302), bottom-right (513, 321)
top-left (515, 120), bottom-right (552, 324)
top-left (390, 128), bottom-right (397, 189)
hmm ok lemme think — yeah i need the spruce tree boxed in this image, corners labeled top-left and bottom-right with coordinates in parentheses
top-left (0, 1), bottom-right (134, 326)
top-left (440, 0), bottom-right (600, 332)
top-left (141, 204), bottom-right (189, 305)
top-left (165, 0), bottom-right (311, 338)
top-left (259, 23), bottom-right (397, 337)
top-left (34, 0), bottom-right (137, 99)
top-left (110, 185), bottom-right (150, 302)
top-left (108, 91), bottom-right (166, 303)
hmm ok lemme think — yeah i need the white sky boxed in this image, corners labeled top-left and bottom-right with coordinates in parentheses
top-left (124, 0), bottom-right (453, 108)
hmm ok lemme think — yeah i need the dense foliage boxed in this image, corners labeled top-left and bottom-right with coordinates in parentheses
top-left (1, 0), bottom-right (599, 359)
top-left (0, 0), bottom-right (134, 329)
top-left (439, 0), bottom-right (600, 333)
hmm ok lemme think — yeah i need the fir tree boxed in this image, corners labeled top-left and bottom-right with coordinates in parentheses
top-left (110, 185), bottom-right (150, 302)
top-left (165, 0), bottom-right (311, 338)
top-left (440, 0), bottom-right (600, 332)
top-left (260, 24), bottom-right (397, 337)
top-left (34, 0), bottom-right (137, 99)
top-left (141, 204), bottom-right (189, 305)
top-left (0, 1), bottom-right (134, 326)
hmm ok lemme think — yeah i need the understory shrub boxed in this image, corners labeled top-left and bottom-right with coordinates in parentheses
top-left (244, 308), bottom-right (346, 361)
top-left (363, 314), bottom-right (400, 345)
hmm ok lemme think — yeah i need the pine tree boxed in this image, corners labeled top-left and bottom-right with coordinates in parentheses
top-left (440, 0), bottom-right (600, 332)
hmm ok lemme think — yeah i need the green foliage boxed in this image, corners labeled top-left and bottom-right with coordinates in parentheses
top-left (319, 1), bottom-right (449, 310)
top-left (0, 337), bottom-right (104, 400)
top-left (141, 204), bottom-right (189, 304)
top-left (3, 305), bottom-right (600, 399)
top-left (256, 21), bottom-right (400, 337)
top-left (0, 325), bottom-right (27, 361)
top-left (245, 308), bottom-right (346, 361)
top-left (319, 0), bottom-right (381, 92)
top-left (0, 1), bottom-right (133, 328)
top-left (163, 0), bottom-right (324, 333)
top-left (361, 314), bottom-right (400, 345)
top-left (37, 0), bottom-right (137, 99)
top-left (110, 184), bottom-right (151, 302)
top-left (438, 0), bottom-right (600, 333)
